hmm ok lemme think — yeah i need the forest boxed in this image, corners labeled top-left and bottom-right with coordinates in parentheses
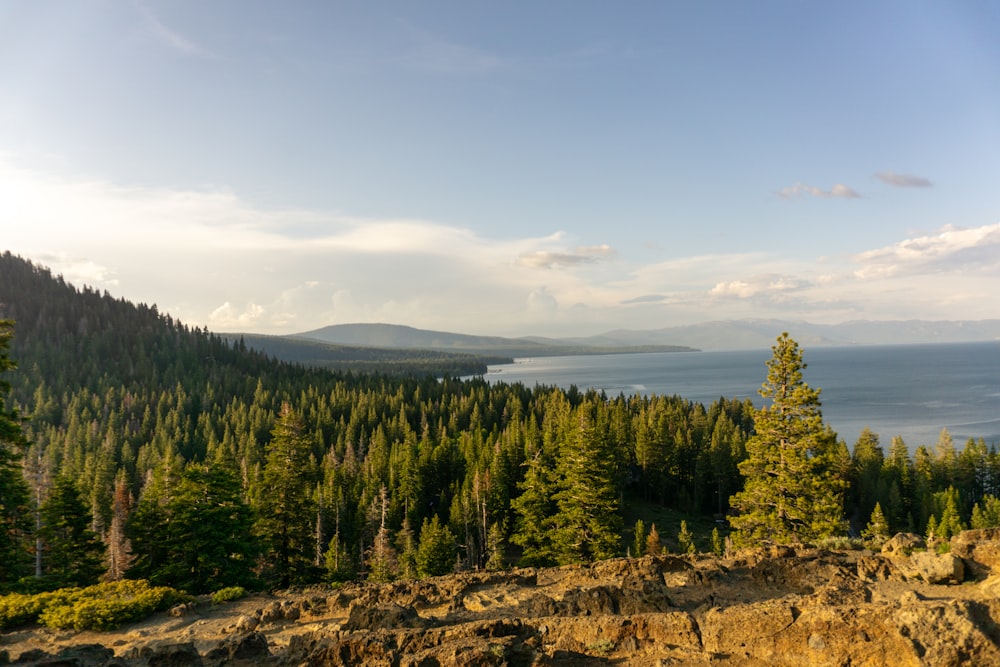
top-left (2, 251), bottom-right (999, 596)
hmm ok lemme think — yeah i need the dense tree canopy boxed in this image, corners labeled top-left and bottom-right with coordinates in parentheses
top-left (1, 253), bottom-right (999, 593)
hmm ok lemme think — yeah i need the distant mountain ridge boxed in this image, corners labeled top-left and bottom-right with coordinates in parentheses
top-left (292, 319), bottom-right (1000, 353)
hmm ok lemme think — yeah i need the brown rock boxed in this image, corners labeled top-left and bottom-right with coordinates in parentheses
top-left (951, 528), bottom-right (1000, 579)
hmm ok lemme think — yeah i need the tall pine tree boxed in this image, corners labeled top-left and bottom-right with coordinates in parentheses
top-left (730, 333), bottom-right (847, 546)
top-left (0, 320), bottom-right (32, 589)
top-left (255, 403), bottom-right (318, 587)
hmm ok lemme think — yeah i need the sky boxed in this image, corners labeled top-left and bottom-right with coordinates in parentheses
top-left (2, 1), bottom-right (1000, 338)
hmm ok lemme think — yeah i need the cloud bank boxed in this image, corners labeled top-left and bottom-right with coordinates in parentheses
top-left (2, 154), bottom-right (998, 336)
top-left (874, 171), bottom-right (933, 188)
top-left (778, 183), bottom-right (861, 199)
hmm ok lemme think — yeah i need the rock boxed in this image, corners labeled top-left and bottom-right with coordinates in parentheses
top-left (204, 632), bottom-right (270, 664)
top-left (233, 614), bottom-right (259, 633)
top-left (895, 550), bottom-right (965, 584)
top-left (951, 528), bottom-right (1000, 579)
top-left (342, 602), bottom-right (431, 632)
top-left (132, 642), bottom-right (202, 667)
top-left (882, 533), bottom-right (925, 556)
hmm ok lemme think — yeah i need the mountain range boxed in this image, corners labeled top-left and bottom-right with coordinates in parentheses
top-left (289, 319), bottom-right (1000, 355)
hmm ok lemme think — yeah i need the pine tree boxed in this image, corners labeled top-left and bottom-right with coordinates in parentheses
top-left (971, 495), bottom-right (1000, 530)
top-left (550, 410), bottom-right (622, 564)
top-left (677, 520), bottom-right (696, 554)
top-left (0, 320), bottom-right (32, 589)
top-left (255, 403), bottom-right (318, 588)
top-left (861, 502), bottom-right (891, 548)
top-left (730, 333), bottom-right (847, 546)
top-left (510, 450), bottom-right (556, 566)
top-left (39, 476), bottom-right (106, 588)
top-left (366, 487), bottom-right (398, 583)
top-left (416, 515), bottom-right (458, 577)
top-left (632, 519), bottom-right (646, 558)
top-left (711, 527), bottom-right (724, 557)
top-left (105, 470), bottom-right (134, 581)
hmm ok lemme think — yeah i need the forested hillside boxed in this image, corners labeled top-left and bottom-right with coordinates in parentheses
top-left (1, 251), bottom-right (999, 597)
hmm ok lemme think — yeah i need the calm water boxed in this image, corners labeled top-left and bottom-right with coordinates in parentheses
top-left (479, 341), bottom-right (1000, 450)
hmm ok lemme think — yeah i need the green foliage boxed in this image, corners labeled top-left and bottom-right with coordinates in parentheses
top-left (711, 527), bottom-right (723, 557)
top-left (550, 408), bottom-right (623, 564)
top-left (211, 586), bottom-right (247, 604)
top-left (40, 476), bottom-right (106, 588)
top-left (677, 521), bottom-right (696, 554)
top-left (861, 502), bottom-right (891, 548)
top-left (632, 519), bottom-right (646, 557)
top-left (0, 581), bottom-right (188, 631)
top-left (416, 515), bottom-right (458, 577)
top-left (0, 319), bottom-right (32, 590)
top-left (730, 334), bottom-right (847, 546)
top-left (971, 495), bottom-right (1000, 530)
top-left (255, 403), bottom-right (318, 588)
top-left (927, 486), bottom-right (965, 541)
top-left (0, 591), bottom-right (55, 629)
top-left (129, 461), bottom-right (256, 594)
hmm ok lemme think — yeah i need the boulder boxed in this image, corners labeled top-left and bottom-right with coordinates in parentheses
top-left (894, 551), bottom-right (965, 584)
top-left (950, 529), bottom-right (1000, 579)
top-left (881, 533), bottom-right (925, 557)
top-left (342, 602), bottom-right (431, 632)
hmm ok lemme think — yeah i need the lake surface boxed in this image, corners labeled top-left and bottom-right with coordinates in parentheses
top-left (479, 341), bottom-right (1000, 450)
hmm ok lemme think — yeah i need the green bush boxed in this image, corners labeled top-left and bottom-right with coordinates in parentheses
top-left (23, 580), bottom-right (191, 631)
top-left (0, 591), bottom-right (56, 630)
top-left (210, 586), bottom-right (247, 604)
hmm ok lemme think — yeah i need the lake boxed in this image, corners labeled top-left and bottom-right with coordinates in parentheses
top-left (479, 341), bottom-right (1000, 450)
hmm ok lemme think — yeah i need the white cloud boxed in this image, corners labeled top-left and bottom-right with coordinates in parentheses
top-left (778, 182), bottom-right (861, 199)
top-left (874, 171), bottom-right (933, 188)
top-left (853, 223), bottom-right (1000, 279)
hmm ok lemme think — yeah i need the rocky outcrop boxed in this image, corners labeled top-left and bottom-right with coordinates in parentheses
top-left (8, 531), bottom-right (1000, 666)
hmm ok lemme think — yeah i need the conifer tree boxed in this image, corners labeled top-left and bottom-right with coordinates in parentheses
top-left (0, 320), bottom-right (33, 589)
top-left (366, 486), bottom-right (398, 582)
top-left (861, 502), bottom-right (890, 548)
top-left (711, 527), bottom-right (724, 557)
top-left (730, 333), bottom-right (847, 546)
top-left (105, 471), bottom-right (133, 581)
top-left (632, 519), bottom-right (646, 557)
top-left (511, 450), bottom-right (556, 566)
top-left (416, 515), bottom-right (458, 577)
top-left (646, 523), bottom-right (663, 556)
top-left (39, 476), bottom-right (106, 588)
top-left (255, 403), bottom-right (318, 588)
top-left (677, 520), bottom-right (696, 554)
top-left (550, 410), bottom-right (622, 564)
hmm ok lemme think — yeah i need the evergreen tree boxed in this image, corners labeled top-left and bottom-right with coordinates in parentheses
top-left (550, 410), bottom-right (622, 564)
top-left (484, 522), bottom-right (506, 570)
top-left (632, 519), bottom-right (646, 557)
top-left (129, 462), bottom-right (255, 593)
top-left (677, 520), bottom-right (696, 554)
top-left (646, 523), bottom-right (663, 556)
top-left (39, 475), bottom-right (106, 588)
top-left (730, 334), bottom-right (847, 546)
top-left (971, 495), bottom-right (1000, 530)
top-left (0, 320), bottom-right (33, 589)
top-left (416, 515), bottom-right (458, 577)
top-left (861, 502), bottom-right (890, 548)
top-left (255, 403), bottom-right (318, 588)
top-left (510, 450), bottom-right (556, 566)
top-left (711, 527), bottom-right (724, 557)
top-left (105, 471), bottom-right (133, 581)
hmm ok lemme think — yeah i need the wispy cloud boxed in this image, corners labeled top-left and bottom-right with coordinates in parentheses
top-left (709, 274), bottom-right (812, 299)
top-left (777, 182), bottom-right (861, 199)
top-left (874, 171), bottom-right (933, 188)
top-left (393, 22), bottom-right (506, 75)
top-left (516, 245), bottom-right (616, 269)
top-left (139, 3), bottom-right (217, 59)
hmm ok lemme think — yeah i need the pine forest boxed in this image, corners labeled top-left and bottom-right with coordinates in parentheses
top-left (1, 251), bottom-right (999, 596)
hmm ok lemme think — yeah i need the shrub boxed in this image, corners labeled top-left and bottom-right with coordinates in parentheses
top-left (36, 580), bottom-right (190, 631)
top-left (211, 586), bottom-right (247, 604)
top-left (0, 591), bottom-right (56, 630)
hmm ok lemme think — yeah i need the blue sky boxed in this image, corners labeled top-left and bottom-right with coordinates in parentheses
top-left (2, 1), bottom-right (999, 336)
